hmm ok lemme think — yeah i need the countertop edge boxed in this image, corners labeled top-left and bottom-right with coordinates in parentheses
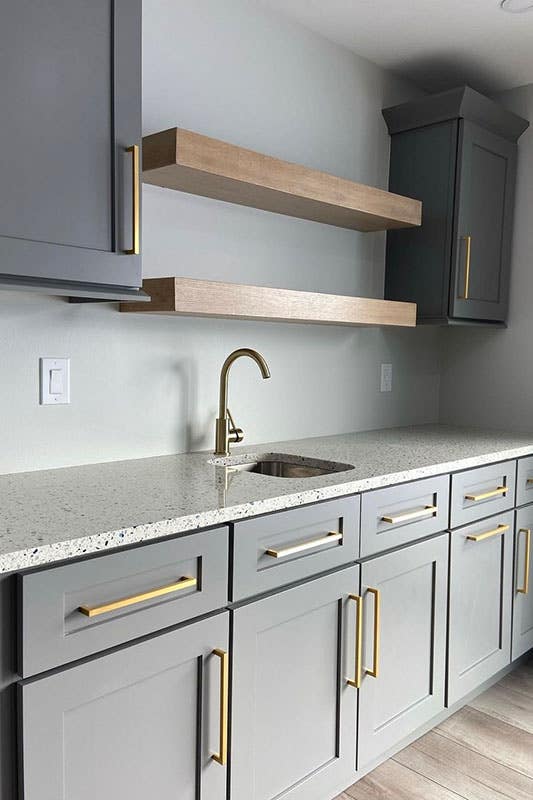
top-left (2, 443), bottom-right (531, 575)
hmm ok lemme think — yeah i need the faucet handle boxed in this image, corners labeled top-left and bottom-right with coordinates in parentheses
top-left (227, 408), bottom-right (244, 444)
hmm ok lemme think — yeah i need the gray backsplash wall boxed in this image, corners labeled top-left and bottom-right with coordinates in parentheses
top-left (0, 0), bottom-right (440, 475)
top-left (439, 84), bottom-right (533, 431)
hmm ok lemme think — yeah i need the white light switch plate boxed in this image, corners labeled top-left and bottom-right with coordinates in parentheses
top-left (380, 363), bottom-right (393, 393)
top-left (40, 358), bottom-right (70, 405)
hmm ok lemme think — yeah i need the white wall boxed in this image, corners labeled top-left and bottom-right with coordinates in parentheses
top-left (0, 0), bottom-right (441, 475)
top-left (439, 84), bottom-right (533, 431)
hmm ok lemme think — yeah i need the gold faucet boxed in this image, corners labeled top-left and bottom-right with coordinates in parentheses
top-left (215, 348), bottom-right (271, 456)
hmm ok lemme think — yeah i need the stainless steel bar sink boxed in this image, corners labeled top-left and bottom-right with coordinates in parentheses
top-left (209, 453), bottom-right (354, 478)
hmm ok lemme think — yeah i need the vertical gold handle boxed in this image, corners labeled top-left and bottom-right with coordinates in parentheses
top-left (517, 528), bottom-right (531, 595)
top-left (459, 235), bottom-right (472, 300)
top-left (125, 144), bottom-right (140, 255)
top-left (365, 587), bottom-right (380, 679)
top-left (347, 594), bottom-right (362, 689)
top-left (212, 648), bottom-right (228, 766)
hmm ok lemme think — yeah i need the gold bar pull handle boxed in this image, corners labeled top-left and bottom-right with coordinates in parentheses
top-left (365, 587), bottom-right (380, 679)
top-left (526, 478), bottom-right (533, 485)
top-left (465, 486), bottom-right (508, 502)
top-left (265, 531), bottom-right (342, 559)
top-left (78, 576), bottom-right (197, 618)
top-left (517, 528), bottom-right (531, 595)
top-left (212, 648), bottom-right (229, 765)
top-left (381, 505), bottom-right (437, 525)
top-left (466, 524), bottom-right (509, 543)
top-left (459, 235), bottom-right (472, 300)
top-left (347, 594), bottom-right (363, 689)
top-left (125, 144), bottom-right (140, 255)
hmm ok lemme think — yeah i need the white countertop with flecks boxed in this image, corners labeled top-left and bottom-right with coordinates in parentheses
top-left (1, 424), bottom-right (532, 574)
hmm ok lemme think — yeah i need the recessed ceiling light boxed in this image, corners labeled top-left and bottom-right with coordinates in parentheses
top-left (500, 0), bottom-right (533, 12)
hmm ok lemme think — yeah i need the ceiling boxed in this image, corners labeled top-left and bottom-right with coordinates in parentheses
top-left (257, 0), bottom-right (533, 94)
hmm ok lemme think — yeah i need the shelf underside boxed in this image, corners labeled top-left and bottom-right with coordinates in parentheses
top-left (120, 278), bottom-right (417, 328)
top-left (142, 128), bottom-right (422, 232)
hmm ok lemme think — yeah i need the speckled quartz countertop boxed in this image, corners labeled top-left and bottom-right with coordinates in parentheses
top-left (1, 424), bottom-right (533, 574)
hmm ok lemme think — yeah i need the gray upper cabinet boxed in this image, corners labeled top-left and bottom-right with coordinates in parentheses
top-left (0, 0), bottom-right (146, 301)
top-left (383, 86), bottom-right (528, 325)
top-left (19, 611), bottom-right (230, 800)
top-left (357, 534), bottom-right (448, 771)
top-left (231, 566), bottom-right (359, 800)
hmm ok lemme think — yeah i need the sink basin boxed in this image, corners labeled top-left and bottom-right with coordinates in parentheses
top-left (209, 453), bottom-right (354, 478)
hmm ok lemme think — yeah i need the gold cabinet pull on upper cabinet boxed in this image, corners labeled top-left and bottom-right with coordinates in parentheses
top-left (347, 594), bottom-right (363, 689)
top-left (125, 144), bottom-right (140, 255)
top-left (365, 587), bottom-right (380, 679)
top-left (265, 531), bottom-right (342, 559)
top-left (212, 648), bottom-right (229, 766)
top-left (381, 505), bottom-right (437, 525)
top-left (466, 524), bottom-right (509, 543)
top-left (517, 528), bottom-right (531, 595)
top-left (459, 235), bottom-right (472, 300)
top-left (78, 576), bottom-right (197, 617)
top-left (465, 485), bottom-right (508, 502)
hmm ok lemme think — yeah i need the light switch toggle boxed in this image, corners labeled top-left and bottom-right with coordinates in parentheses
top-left (40, 358), bottom-right (70, 405)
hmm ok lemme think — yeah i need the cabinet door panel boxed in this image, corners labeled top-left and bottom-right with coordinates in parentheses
top-left (448, 513), bottom-right (513, 706)
top-left (451, 120), bottom-right (516, 322)
top-left (231, 566), bottom-right (359, 800)
top-left (358, 535), bottom-right (448, 770)
top-left (19, 612), bottom-right (229, 800)
top-left (513, 507), bottom-right (533, 659)
top-left (0, 0), bottom-right (141, 289)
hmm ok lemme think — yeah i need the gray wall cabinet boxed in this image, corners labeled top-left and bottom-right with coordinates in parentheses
top-left (357, 534), bottom-right (448, 770)
top-left (447, 511), bottom-right (514, 706)
top-left (0, 0), bottom-right (145, 301)
top-left (513, 506), bottom-right (533, 660)
top-left (19, 611), bottom-right (229, 800)
top-left (230, 566), bottom-right (359, 800)
top-left (383, 86), bottom-right (528, 325)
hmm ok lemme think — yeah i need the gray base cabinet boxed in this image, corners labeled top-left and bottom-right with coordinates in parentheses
top-left (0, 0), bottom-right (144, 299)
top-left (513, 507), bottom-right (533, 659)
top-left (447, 512), bottom-right (514, 706)
top-left (357, 534), bottom-right (448, 770)
top-left (230, 566), bottom-right (359, 800)
top-left (19, 612), bottom-right (229, 800)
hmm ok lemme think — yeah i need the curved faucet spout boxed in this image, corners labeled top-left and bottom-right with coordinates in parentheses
top-left (215, 348), bottom-right (271, 456)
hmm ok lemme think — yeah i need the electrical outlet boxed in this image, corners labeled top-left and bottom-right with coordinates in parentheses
top-left (380, 363), bottom-right (393, 393)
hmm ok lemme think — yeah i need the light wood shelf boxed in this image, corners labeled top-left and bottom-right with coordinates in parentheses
top-left (142, 128), bottom-right (422, 232)
top-left (120, 278), bottom-right (417, 328)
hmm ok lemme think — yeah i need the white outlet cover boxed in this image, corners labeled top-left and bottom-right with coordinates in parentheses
top-left (40, 358), bottom-right (70, 405)
top-left (380, 363), bottom-right (393, 393)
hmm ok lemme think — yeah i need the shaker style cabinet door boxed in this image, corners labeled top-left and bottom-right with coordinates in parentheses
top-left (450, 121), bottom-right (517, 322)
top-left (0, 0), bottom-right (142, 293)
top-left (19, 612), bottom-right (229, 800)
top-left (447, 512), bottom-right (514, 706)
top-left (513, 507), bottom-right (533, 660)
top-left (357, 534), bottom-right (448, 771)
top-left (231, 566), bottom-right (360, 800)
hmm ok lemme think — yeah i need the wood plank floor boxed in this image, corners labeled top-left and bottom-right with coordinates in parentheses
top-left (338, 658), bottom-right (533, 800)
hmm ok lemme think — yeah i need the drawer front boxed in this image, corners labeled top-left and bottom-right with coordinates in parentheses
top-left (447, 511), bottom-right (513, 706)
top-left (450, 460), bottom-right (516, 529)
top-left (19, 527), bottom-right (229, 677)
top-left (517, 456), bottom-right (533, 507)
top-left (231, 497), bottom-right (359, 602)
top-left (360, 475), bottom-right (449, 557)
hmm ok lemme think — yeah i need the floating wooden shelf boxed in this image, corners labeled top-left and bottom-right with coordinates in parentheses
top-left (120, 278), bottom-right (417, 328)
top-left (142, 128), bottom-right (422, 232)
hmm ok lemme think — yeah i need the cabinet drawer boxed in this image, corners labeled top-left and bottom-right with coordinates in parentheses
top-left (447, 511), bottom-right (513, 706)
top-left (231, 497), bottom-right (359, 602)
top-left (360, 475), bottom-right (449, 557)
top-left (18, 527), bottom-right (229, 677)
top-left (450, 460), bottom-right (516, 528)
top-left (517, 456), bottom-right (533, 507)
